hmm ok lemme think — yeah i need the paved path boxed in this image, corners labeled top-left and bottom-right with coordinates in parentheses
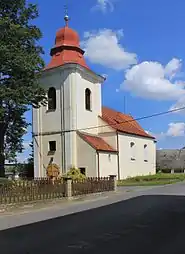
top-left (1, 183), bottom-right (185, 253)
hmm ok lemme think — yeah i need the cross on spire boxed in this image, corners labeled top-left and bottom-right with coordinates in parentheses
top-left (64, 4), bottom-right (70, 27)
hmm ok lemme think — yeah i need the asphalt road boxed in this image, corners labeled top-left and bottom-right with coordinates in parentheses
top-left (1, 194), bottom-right (185, 254)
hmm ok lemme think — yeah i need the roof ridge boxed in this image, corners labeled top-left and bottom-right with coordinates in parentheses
top-left (102, 106), bottom-right (130, 117)
top-left (101, 106), bottom-right (155, 139)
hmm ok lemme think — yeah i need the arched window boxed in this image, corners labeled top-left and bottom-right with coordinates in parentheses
top-left (144, 144), bottom-right (148, 162)
top-left (48, 87), bottom-right (56, 110)
top-left (85, 88), bottom-right (91, 111)
top-left (130, 142), bottom-right (136, 160)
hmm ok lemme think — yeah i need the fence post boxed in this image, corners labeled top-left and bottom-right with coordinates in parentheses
top-left (64, 177), bottom-right (72, 199)
top-left (109, 175), bottom-right (117, 192)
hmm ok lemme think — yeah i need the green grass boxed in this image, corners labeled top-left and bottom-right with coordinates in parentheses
top-left (117, 173), bottom-right (185, 186)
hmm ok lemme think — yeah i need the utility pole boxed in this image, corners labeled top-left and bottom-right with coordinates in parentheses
top-left (123, 96), bottom-right (126, 114)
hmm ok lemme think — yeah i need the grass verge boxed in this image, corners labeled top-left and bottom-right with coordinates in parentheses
top-left (117, 173), bottom-right (185, 186)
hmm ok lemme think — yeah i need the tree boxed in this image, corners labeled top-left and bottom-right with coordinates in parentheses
top-left (0, 0), bottom-right (46, 177)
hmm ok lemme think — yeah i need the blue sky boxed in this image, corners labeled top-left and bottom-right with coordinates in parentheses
top-left (18, 0), bottom-right (185, 162)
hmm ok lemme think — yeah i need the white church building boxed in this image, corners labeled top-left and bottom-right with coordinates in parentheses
top-left (33, 16), bottom-right (156, 180)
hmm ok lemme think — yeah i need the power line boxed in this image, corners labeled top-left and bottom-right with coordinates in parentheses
top-left (69, 105), bottom-right (185, 133)
top-left (33, 105), bottom-right (185, 136)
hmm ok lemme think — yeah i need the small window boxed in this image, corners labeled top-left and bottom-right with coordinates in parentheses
top-left (79, 167), bottom-right (86, 175)
top-left (85, 88), bottom-right (91, 111)
top-left (130, 142), bottom-right (136, 161)
top-left (48, 87), bottom-right (56, 110)
top-left (49, 141), bottom-right (56, 152)
top-left (144, 144), bottom-right (148, 162)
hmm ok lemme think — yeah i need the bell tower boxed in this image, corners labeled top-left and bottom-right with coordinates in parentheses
top-left (33, 15), bottom-right (104, 177)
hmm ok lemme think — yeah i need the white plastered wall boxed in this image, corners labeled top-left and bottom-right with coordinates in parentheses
top-left (99, 153), bottom-right (118, 178)
top-left (118, 133), bottom-right (156, 179)
top-left (77, 134), bottom-right (98, 177)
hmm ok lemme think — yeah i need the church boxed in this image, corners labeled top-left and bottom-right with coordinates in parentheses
top-left (33, 15), bottom-right (156, 180)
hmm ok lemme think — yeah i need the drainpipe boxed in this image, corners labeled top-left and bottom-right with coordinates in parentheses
top-left (97, 151), bottom-right (100, 178)
top-left (116, 132), bottom-right (120, 180)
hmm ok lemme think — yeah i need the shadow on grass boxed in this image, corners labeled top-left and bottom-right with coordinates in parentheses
top-left (1, 194), bottom-right (185, 254)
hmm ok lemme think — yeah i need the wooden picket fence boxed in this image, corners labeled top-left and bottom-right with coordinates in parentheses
top-left (72, 177), bottom-right (114, 196)
top-left (0, 178), bottom-right (66, 204)
top-left (0, 176), bottom-right (115, 205)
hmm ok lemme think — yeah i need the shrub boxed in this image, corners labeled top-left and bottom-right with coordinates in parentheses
top-left (156, 168), bottom-right (161, 173)
top-left (65, 167), bottom-right (86, 181)
top-left (161, 168), bottom-right (171, 174)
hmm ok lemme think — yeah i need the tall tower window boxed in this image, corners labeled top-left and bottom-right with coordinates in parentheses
top-left (130, 142), bottom-right (136, 161)
top-left (144, 144), bottom-right (148, 162)
top-left (48, 87), bottom-right (56, 110)
top-left (85, 88), bottom-right (91, 111)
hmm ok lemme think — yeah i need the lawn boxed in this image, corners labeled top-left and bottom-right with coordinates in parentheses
top-left (117, 173), bottom-right (185, 186)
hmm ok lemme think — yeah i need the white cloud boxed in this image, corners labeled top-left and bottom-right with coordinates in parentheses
top-left (23, 141), bottom-right (32, 150)
top-left (146, 130), bottom-right (165, 141)
top-left (164, 58), bottom-right (182, 79)
top-left (166, 122), bottom-right (185, 137)
top-left (92, 0), bottom-right (115, 13)
top-left (16, 141), bottom-right (32, 163)
top-left (170, 95), bottom-right (185, 113)
top-left (146, 122), bottom-right (185, 142)
top-left (16, 154), bottom-right (27, 163)
top-left (121, 58), bottom-right (185, 100)
top-left (82, 29), bottom-right (137, 70)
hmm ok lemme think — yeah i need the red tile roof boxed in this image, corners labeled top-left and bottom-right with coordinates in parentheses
top-left (78, 132), bottom-right (117, 153)
top-left (101, 107), bottom-right (155, 139)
